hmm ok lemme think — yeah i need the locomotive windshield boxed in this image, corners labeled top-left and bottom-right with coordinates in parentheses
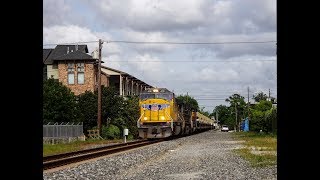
top-left (140, 93), bottom-right (173, 101)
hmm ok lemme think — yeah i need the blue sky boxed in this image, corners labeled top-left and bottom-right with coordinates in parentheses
top-left (43, 0), bottom-right (277, 113)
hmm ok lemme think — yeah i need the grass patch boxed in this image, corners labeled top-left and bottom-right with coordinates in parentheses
top-left (43, 139), bottom-right (123, 157)
top-left (234, 148), bottom-right (277, 167)
top-left (233, 132), bottom-right (277, 167)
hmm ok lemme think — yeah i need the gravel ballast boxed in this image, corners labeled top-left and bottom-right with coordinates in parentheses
top-left (43, 130), bottom-right (277, 180)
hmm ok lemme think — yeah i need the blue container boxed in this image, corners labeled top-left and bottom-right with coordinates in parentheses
top-left (240, 121), bottom-right (245, 131)
top-left (244, 117), bottom-right (249, 132)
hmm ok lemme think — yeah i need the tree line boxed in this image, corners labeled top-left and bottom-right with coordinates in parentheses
top-left (211, 92), bottom-right (277, 133)
top-left (43, 78), bottom-right (140, 139)
top-left (44, 78), bottom-right (277, 140)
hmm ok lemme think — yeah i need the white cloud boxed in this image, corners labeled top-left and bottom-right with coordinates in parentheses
top-left (120, 30), bottom-right (178, 53)
top-left (43, 25), bottom-right (121, 55)
top-left (43, 0), bottom-right (277, 112)
top-left (87, 0), bottom-right (207, 31)
top-left (102, 55), bottom-right (122, 70)
top-left (195, 67), bottom-right (239, 82)
top-left (127, 54), bottom-right (165, 81)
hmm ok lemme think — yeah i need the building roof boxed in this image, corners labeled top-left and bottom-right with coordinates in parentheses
top-left (53, 50), bottom-right (96, 61)
top-left (101, 65), bottom-right (127, 75)
top-left (44, 45), bottom-right (92, 64)
top-left (43, 49), bottom-right (53, 63)
top-left (101, 71), bottom-right (110, 77)
top-left (101, 65), bottom-right (153, 88)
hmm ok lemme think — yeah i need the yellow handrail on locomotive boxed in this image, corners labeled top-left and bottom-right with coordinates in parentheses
top-left (137, 111), bottom-right (145, 128)
top-left (165, 110), bottom-right (173, 131)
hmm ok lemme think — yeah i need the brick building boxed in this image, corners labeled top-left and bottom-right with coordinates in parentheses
top-left (43, 44), bottom-right (152, 96)
top-left (43, 45), bottom-right (103, 95)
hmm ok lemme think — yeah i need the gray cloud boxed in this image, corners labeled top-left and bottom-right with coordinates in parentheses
top-left (43, 0), bottom-right (276, 112)
top-left (43, 0), bottom-right (92, 27)
top-left (85, 0), bottom-right (276, 34)
top-left (43, 0), bottom-right (71, 26)
top-left (85, 0), bottom-right (207, 32)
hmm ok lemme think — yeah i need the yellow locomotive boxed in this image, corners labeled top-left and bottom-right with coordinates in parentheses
top-left (137, 88), bottom-right (213, 139)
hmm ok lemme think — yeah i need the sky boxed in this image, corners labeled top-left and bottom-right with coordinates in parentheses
top-left (43, 0), bottom-right (277, 113)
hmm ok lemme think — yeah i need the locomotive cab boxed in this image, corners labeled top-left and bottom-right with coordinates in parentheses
top-left (137, 88), bottom-right (175, 138)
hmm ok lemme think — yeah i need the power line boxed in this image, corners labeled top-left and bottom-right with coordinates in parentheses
top-left (194, 97), bottom-right (230, 99)
top-left (107, 59), bottom-right (276, 62)
top-left (43, 40), bottom-right (276, 46)
top-left (177, 90), bottom-right (276, 94)
top-left (43, 40), bottom-right (99, 46)
top-left (195, 99), bottom-right (226, 100)
top-left (107, 40), bottom-right (276, 45)
top-left (177, 91), bottom-right (252, 93)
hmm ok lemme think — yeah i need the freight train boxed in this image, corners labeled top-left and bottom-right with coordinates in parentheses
top-left (137, 88), bottom-right (213, 139)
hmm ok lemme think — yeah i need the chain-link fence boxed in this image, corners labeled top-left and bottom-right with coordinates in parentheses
top-left (43, 122), bottom-right (85, 144)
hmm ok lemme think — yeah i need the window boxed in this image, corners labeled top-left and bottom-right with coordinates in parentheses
top-left (139, 93), bottom-right (172, 101)
top-left (78, 72), bottom-right (84, 84)
top-left (77, 62), bottom-right (85, 84)
top-left (67, 63), bottom-right (75, 84)
top-left (68, 63), bottom-right (75, 72)
top-left (77, 62), bottom-right (84, 72)
top-left (68, 73), bottom-right (74, 84)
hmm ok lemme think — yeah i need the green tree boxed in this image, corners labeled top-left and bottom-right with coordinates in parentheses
top-left (270, 97), bottom-right (277, 104)
top-left (199, 107), bottom-right (211, 117)
top-left (225, 94), bottom-right (247, 131)
top-left (254, 100), bottom-right (272, 111)
top-left (77, 87), bottom-right (141, 138)
top-left (265, 106), bottom-right (277, 133)
top-left (176, 95), bottom-right (199, 111)
top-left (77, 91), bottom-right (97, 133)
top-left (253, 92), bottom-right (268, 102)
top-left (101, 86), bottom-right (124, 126)
top-left (43, 78), bottom-right (78, 124)
top-left (120, 96), bottom-right (140, 138)
top-left (211, 105), bottom-right (230, 126)
top-left (250, 110), bottom-right (266, 132)
top-left (250, 100), bottom-right (273, 132)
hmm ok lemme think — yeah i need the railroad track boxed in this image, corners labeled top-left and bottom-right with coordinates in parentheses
top-left (43, 139), bottom-right (162, 170)
top-left (43, 130), bottom-right (212, 170)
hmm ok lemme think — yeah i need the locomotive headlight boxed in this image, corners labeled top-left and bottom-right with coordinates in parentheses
top-left (160, 116), bottom-right (165, 120)
top-left (143, 117), bottom-right (148, 120)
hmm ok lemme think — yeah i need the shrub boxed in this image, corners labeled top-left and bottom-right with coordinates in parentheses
top-left (101, 124), bottom-right (121, 139)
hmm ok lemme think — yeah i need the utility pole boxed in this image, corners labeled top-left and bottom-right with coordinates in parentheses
top-left (247, 87), bottom-right (250, 117)
top-left (97, 39), bottom-right (103, 135)
top-left (216, 110), bottom-right (219, 128)
top-left (247, 87), bottom-right (250, 105)
top-left (269, 89), bottom-right (271, 99)
top-left (186, 92), bottom-right (189, 110)
top-left (216, 110), bottom-right (218, 122)
top-left (235, 103), bottom-right (237, 132)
